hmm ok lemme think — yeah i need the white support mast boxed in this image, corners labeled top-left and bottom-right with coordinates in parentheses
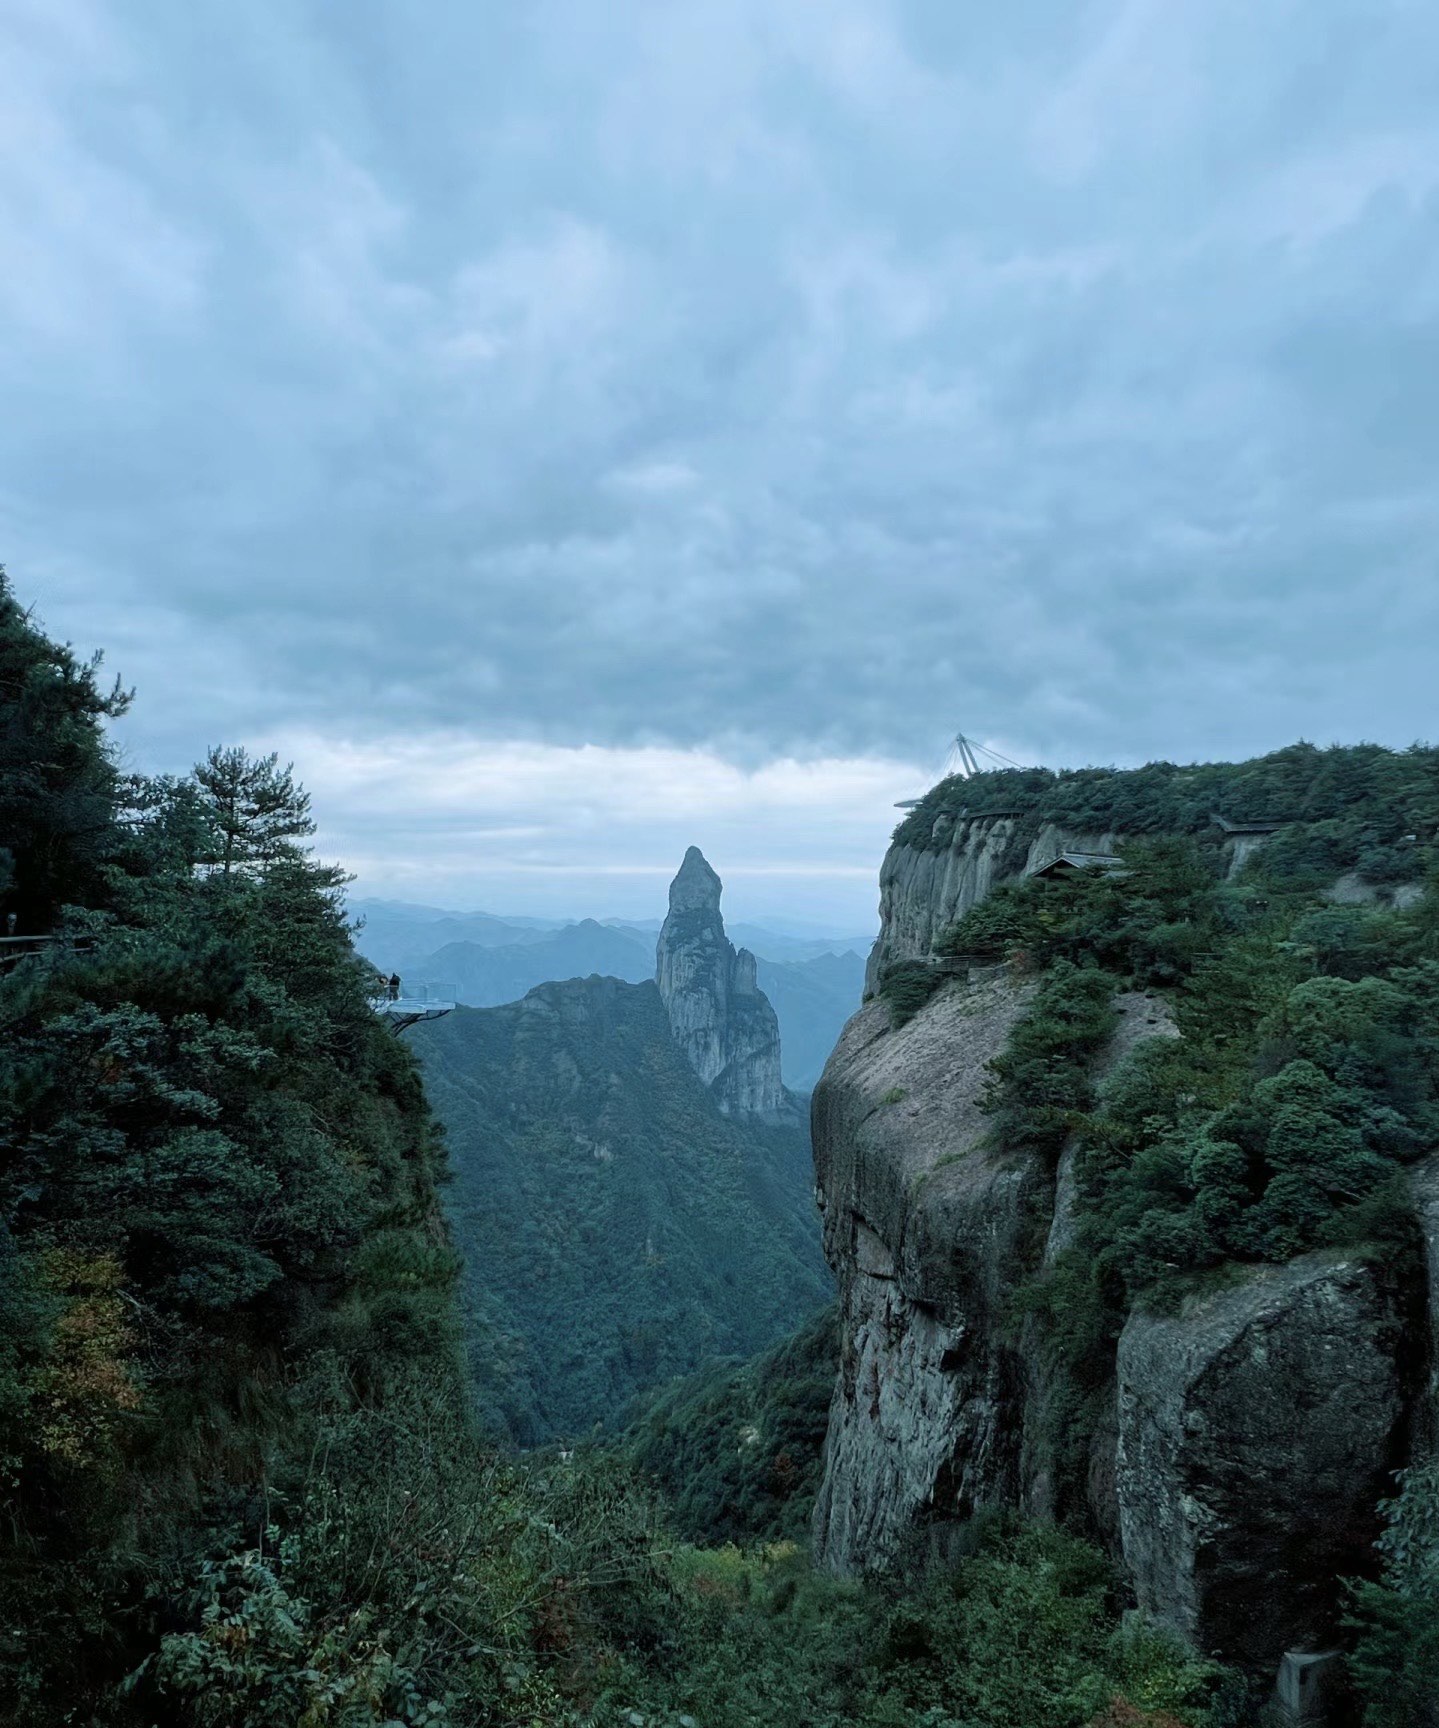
top-left (895, 730), bottom-right (1022, 809)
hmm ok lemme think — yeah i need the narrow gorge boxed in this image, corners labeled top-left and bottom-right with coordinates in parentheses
top-left (412, 846), bottom-right (825, 1441)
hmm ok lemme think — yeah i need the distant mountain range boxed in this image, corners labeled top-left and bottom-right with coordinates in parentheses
top-left (415, 919), bottom-right (656, 1002)
top-left (408, 851), bottom-right (836, 1442)
top-left (351, 896), bottom-right (871, 1092)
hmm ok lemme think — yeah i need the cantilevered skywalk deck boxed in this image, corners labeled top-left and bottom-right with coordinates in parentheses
top-left (369, 994), bottom-right (455, 1033)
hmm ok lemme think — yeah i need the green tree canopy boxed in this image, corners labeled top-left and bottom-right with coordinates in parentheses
top-left (0, 569), bottom-right (130, 931)
top-left (191, 745), bottom-right (313, 877)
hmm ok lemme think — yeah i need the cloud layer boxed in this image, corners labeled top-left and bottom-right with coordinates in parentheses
top-left (268, 731), bottom-right (911, 925)
top-left (4, 1), bottom-right (1437, 915)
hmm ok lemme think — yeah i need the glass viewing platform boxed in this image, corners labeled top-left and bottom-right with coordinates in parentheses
top-left (368, 992), bottom-right (456, 1032)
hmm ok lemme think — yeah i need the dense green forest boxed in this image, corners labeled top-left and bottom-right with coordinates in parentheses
top-left (0, 574), bottom-right (490, 1720)
top-left (3, 571), bottom-right (1429, 1727)
top-left (411, 982), bottom-right (830, 1443)
top-left (614, 1304), bottom-right (838, 1546)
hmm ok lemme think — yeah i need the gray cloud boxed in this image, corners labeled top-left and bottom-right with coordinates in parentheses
top-left (5, 0), bottom-right (1438, 797)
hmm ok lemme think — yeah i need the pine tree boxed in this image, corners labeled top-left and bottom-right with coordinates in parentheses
top-left (0, 570), bottom-right (129, 931)
top-left (192, 746), bottom-right (313, 877)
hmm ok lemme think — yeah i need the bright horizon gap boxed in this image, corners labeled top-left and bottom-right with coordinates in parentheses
top-left (219, 728), bottom-right (928, 928)
top-left (346, 862), bottom-right (886, 881)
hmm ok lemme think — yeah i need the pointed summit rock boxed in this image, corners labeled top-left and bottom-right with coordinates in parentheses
top-left (656, 847), bottom-right (786, 1117)
top-left (667, 844), bottom-right (723, 913)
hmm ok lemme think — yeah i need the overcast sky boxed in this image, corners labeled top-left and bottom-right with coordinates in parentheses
top-left (5, 1), bottom-right (1437, 926)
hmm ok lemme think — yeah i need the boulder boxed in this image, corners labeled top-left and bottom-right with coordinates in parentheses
top-left (1116, 1253), bottom-right (1406, 1670)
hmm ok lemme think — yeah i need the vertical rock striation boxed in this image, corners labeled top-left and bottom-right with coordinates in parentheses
top-left (811, 982), bottom-right (1179, 1572)
top-left (865, 816), bottom-right (1120, 993)
top-left (811, 971), bottom-right (1041, 1570)
top-left (655, 846), bottom-right (786, 1118)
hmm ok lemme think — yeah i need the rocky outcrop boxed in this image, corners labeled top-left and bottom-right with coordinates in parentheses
top-left (819, 765), bottom-right (1439, 1690)
top-left (1323, 873), bottom-right (1424, 910)
top-left (865, 817), bottom-right (1119, 993)
top-left (865, 811), bottom-right (1426, 994)
top-left (1116, 1255), bottom-right (1407, 1667)
top-left (655, 847), bottom-right (786, 1118)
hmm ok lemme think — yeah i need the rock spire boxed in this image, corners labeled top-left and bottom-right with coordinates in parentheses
top-left (655, 846), bottom-right (785, 1117)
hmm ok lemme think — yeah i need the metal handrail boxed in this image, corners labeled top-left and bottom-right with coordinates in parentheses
top-left (0, 933), bottom-right (96, 970)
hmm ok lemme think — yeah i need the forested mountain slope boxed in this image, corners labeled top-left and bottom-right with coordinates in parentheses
top-left (615, 1303), bottom-right (838, 1546)
top-left (412, 973), bottom-right (829, 1442)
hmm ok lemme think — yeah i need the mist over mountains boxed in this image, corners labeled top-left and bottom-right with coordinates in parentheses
top-left (352, 895), bottom-right (870, 1092)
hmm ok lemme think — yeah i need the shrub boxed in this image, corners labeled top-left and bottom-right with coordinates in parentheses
top-left (1347, 1462), bottom-right (1439, 1728)
top-left (878, 960), bottom-right (947, 1028)
top-left (981, 962), bottom-right (1118, 1164)
top-left (614, 1307), bottom-right (837, 1546)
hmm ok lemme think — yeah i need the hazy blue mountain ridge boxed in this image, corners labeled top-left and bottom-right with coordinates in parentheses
top-left (356, 897), bottom-right (869, 1091)
top-left (410, 920), bottom-right (657, 1005)
top-left (755, 950), bottom-right (867, 1092)
top-left (353, 895), bottom-right (870, 970)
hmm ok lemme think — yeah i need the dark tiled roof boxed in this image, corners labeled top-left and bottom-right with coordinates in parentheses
top-left (1028, 851), bottom-right (1124, 878)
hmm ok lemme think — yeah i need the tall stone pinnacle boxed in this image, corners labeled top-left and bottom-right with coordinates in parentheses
top-left (655, 846), bottom-right (785, 1117)
top-left (668, 845), bottom-right (723, 914)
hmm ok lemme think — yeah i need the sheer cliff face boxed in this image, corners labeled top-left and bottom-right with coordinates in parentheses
top-left (864, 816), bottom-right (1119, 993)
top-left (812, 980), bottom-right (1181, 1571)
top-left (811, 973), bottom-right (1040, 1568)
top-left (815, 816), bottom-right (1428, 1676)
top-left (813, 962), bottom-right (1414, 1670)
top-left (655, 847), bottom-right (786, 1118)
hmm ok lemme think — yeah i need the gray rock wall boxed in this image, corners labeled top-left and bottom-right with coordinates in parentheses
top-left (865, 817), bottom-right (1120, 993)
top-left (813, 951), bottom-right (1418, 1675)
top-left (811, 975), bottom-right (1041, 1569)
top-left (816, 805), bottom-right (1437, 1681)
top-left (813, 977), bottom-right (1187, 1571)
